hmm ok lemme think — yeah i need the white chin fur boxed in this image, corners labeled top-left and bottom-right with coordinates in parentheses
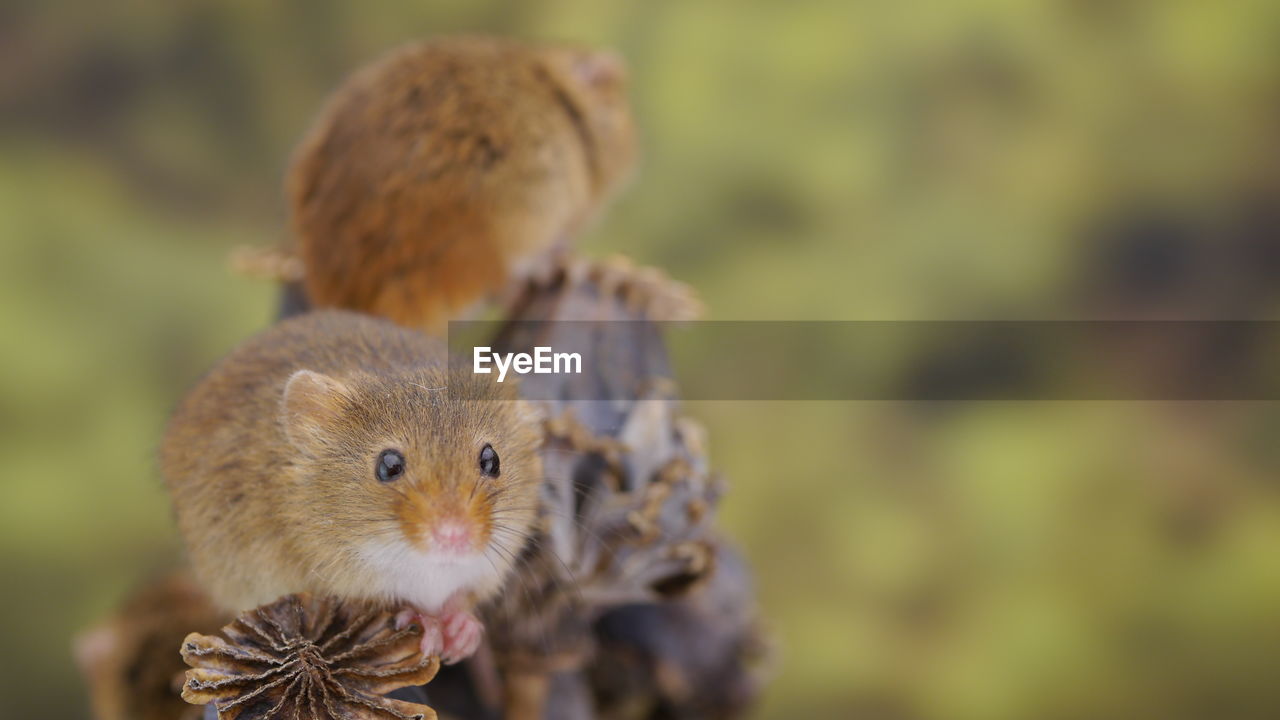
top-left (356, 538), bottom-right (496, 613)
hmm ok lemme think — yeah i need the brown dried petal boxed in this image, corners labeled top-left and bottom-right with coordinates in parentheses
top-left (180, 594), bottom-right (438, 720)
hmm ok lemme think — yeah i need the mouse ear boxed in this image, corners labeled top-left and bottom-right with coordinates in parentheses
top-left (543, 46), bottom-right (627, 91)
top-left (280, 369), bottom-right (352, 450)
top-left (572, 49), bottom-right (626, 89)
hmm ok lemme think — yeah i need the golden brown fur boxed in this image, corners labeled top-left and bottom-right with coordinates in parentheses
top-left (159, 310), bottom-right (542, 613)
top-left (287, 36), bottom-right (637, 331)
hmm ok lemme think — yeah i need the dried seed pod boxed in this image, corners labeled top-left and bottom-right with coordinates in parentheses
top-left (448, 260), bottom-right (765, 720)
top-left (551, 255), bottom-right (704, 322)
top-left (590, 541), bottom-right (774, 720)
top-left (180, 594), bottom-right (439, 720)
top-left (481, 265), bottom-right (725, 655)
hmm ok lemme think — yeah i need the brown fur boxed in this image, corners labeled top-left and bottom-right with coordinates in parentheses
top-left (159, 310), bottom-right (542, 612)
top-left (287, 36), bottom-right (638, 331)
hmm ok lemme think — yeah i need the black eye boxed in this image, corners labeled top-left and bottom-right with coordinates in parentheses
top-left (376, 449), bottom-right (405, 483)
top-left (479, 444), bottom-right (500, 477)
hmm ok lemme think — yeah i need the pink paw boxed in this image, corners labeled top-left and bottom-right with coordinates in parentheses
top-left (395, 609), bottom-right (484, 665)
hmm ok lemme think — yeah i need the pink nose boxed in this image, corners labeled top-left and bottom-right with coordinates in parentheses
top-left (431, 521), bottom-right (473, 553)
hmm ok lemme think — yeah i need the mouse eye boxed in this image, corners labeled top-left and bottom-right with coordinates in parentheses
top-left (479, 444), bottom-right (500, 478)
top-left (376, 449), bottom-right (405, 483)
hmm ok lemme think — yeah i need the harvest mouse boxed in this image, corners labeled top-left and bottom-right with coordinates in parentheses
top-left (286, 35), bottom-right (638, 331)
top-left (160, 310), bottom-right (542, 663)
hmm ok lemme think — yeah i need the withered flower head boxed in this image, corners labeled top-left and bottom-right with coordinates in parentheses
top-left (180, 594), bottom-right (438, 720)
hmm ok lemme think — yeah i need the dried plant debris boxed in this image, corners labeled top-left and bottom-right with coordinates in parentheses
top-left (478, 408), bottom-right (724, 659)
top-left (75, 570), bottom-right (228, 720)
top-left (545, 411), bottom-right (723, 603)
top-left (180, 594), bottom-right (439, 720)
top-left (589, 542), bottom-right (774, 720)
top-left (442, 266), bottom-right (768, 720)
top-left (517, 253), bottom-right (703, 324)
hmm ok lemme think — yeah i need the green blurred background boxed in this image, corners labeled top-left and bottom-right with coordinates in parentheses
top-left (3, 1), bottom-right (1280, 718)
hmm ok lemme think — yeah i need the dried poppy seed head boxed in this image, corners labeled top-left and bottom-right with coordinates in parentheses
top-left (179, 594), bottom-right (439, 720)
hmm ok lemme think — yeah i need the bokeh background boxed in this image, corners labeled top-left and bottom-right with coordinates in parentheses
top-left (3, 1), bottom-right (1280, 718)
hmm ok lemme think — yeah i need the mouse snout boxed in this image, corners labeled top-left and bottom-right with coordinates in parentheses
top-left (395, 485), bottom-right (489, 554)
top-left (430, 519), bottom-right (475, 554)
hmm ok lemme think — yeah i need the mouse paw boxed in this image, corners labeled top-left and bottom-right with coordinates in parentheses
top-left (439, 610), bottom-right (483, 665)
top-left (395, 608), bottom-right (482, 664)
top-left (395, 609), bottom-right (445, 659)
